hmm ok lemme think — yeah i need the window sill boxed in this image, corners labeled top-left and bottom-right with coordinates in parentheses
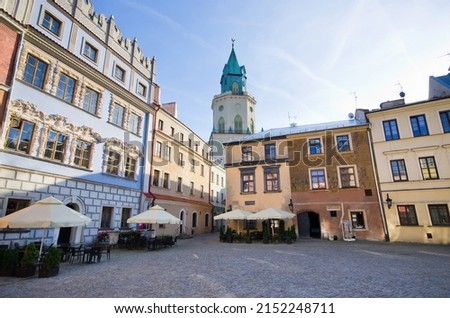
top-left (396, 225), bottom-right (424, 227)
top-left (240, 192), bottom-right (257, 195)
top-left (263, 190), bottom-right (282, 193)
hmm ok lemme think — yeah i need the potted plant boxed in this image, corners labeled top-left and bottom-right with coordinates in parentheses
top-left (15, 243), bottom-right (38, 277)
top-left (38, 247), bottom-right (61, 278)
top-left (0, 248), bottom-right (19, 276)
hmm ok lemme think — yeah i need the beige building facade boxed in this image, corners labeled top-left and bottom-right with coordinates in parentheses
top-left (366, 97), bottom-right (450, 244)
top-left (147, 102), bottom-right (213, 236)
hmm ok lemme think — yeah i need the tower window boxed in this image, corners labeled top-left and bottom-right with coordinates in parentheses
top-left (218, 117), bottom-right (225, 133)
top-left (234, 115), bottom-right (243, 134)
top-left (232, 82), bottom-right (239, 94)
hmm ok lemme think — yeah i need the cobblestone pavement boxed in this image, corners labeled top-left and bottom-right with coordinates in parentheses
top-left (0, 233), bottom-right (449, 298)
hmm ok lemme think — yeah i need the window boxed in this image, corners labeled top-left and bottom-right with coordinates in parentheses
top-left (419, 157), bottom-right (439, 180)
top-left (101, 207), bottom-right (113, 229)
top-left (6, 198), bottom-right (31, 216)
top-left (410, 115), bottom-right (429, 137)
top-left (137, 82), bottom-right (147, 96)
top-left (351, 211), bottom-right (366, 229)
top-left (152, 170), bottom-right (160, 186)
top-left (155, 141), bottom-right (162, 158)
top-left (111, 104), bottom-right (125, 127)
top-left (129, 113), bottom-right (140, 134)
top-left (439, 110), bottom-right (450, 133)
top-left (124, 156), bottom-right (137, 179)
top-left (397, 205), bottom-right (418, 226)
top-left (190, 182), bottom-right (194, 195)
top-left (163, 172), bottom-right (169, 188)
top-left (242, 146), bottom-right (253, 162)
top-left (264, 167), bottom-right (279, 192)
top-left (191, 159), bottom-right (195, 172)
top-left (178, 152), bottom-right (184, 166)
top-left (201, 164), bottom-right (204, 176)
top-left (336, 135), bottom-right (350, 151)
top-left (216, 174), bottom-right (219, 185)
top-left (232, 82), bottom-right (239, 94)
top-left (192, 212), bottom-right (197, 228)
top-left (170, 127), bottom-right (175, 137)
top-left (383, 119), bottom-right (400, 141)
top-left (5, 117), bottom-right (35, 154)
top-left (44, 130), bottom-right (67, 162)
top-left (114, 65), bottom-right (125, 82)
top-left (234, 115), bottom-right (243, 133)
top-left (106, 151), bottom-right (120, 175)
top-left (189, 139), bottom-right (192, 148)
top-left (163, 145), bottom-right (171, 161)
top-left (83, 42), bottom-right (98, 62)
top-left (201, 185), bottom-right (204, 198)
top-left (339, 166), bottom-right (357, 188)
top-left (179, 133), bottom-right (184, 142)
top-left (310, 168), bottom-right (327, 189)
top-left (221, 177), bottom-right (224, 187)
top-left (41, 11), bottom-right (61, 36)
top-left (265, 143), bottom-right (276, 160)
top-left (390, 159), bottom-right (408, 181)
top-left (23, 54), bottom-right (48, 88)
top-left (205, 214), bottom-right (209, 227)
top-left (74, 140), bottom-right (92, 168)
top-left (309, 138), bottom-right (322, 154)
top-left (177, 177), bottom-right (183, 192)
top-left (83, 88), bottom-right (99, 114)
top-left (158, 119), bottom-right (164, 130)
top-left (56, 73), bottom-right (76, 103)
top-left (429, 204), bottom-right (449, 226)
top-left (241, 169), bottom-right (255, 193)
top-left (218, 117), bottom-right (225, 133)
top-left (244, 220), bottom-right (257, 230)
top-left (120, 208), bottom-right (131, 228)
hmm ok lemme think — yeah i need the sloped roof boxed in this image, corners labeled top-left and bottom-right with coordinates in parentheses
top-left (224, 118), bottom-right (367, 144)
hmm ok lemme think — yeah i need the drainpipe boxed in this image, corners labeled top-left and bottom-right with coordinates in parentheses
top-left (367, 129), bottom-right (390, 241)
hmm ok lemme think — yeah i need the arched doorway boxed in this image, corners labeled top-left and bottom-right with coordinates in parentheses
top-left (57, 203), bottom-right (79, 245)
top-left (297, 211), bottom-right (321, 239)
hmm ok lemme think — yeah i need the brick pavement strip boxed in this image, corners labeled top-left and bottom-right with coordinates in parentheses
top-left (0, 233), bottom-right (449, 298)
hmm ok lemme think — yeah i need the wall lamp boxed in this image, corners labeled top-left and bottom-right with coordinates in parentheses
top-left (288, 199), bottom-right (294, 213)
top-left (386, 194), bottom-right (393, 209)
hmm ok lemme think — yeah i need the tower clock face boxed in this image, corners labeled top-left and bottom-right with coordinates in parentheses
top-left (219, 105), bottom-right (224, 111)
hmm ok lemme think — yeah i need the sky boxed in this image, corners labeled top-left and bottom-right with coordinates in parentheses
top-left (91, 0), bottom-right (450, 141)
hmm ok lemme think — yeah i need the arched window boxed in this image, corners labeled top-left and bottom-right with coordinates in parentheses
top-left (218, 117), bottom-right (225, 133)
top-left (234, 115), bottom-right (243, 133)
top-left (250, 118), bottom-right (254, 134)
top-left (204, 213), bottom-right (209, 227)
top-left (192, 212), bottom-right (197, 228)
top-left (232, 82), bottom-right (239, 95)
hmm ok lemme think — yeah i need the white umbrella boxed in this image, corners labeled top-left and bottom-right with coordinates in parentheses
top-left (214, 209), bottom-right (252, 234)
top-left (213, 209), bottom-right (252, 220)
top-left (127, 205), bottom-right (182, 225)
top-left (0, 196), bottom-right (91, 257)
top-left (247, 208), bottom-right (295, 236)
top-left (247, 208), bottom-right (295, 220)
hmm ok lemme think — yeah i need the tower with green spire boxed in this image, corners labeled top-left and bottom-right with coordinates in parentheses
top-left (210, 41), bottom-right (257, 163)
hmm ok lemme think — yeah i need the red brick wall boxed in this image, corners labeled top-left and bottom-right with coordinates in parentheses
top-left (0, 21), bottom-right (20, 86)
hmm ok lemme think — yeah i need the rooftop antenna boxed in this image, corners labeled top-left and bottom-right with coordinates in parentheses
top-left (231, 38), bottom-right (235, 48)
top-left (396, 81), bottom-right (406, 98)
top-left (438, 52), bottom-right (450, 73)
top-left (288, 112), bottom-right (297, 127)
top-left (350, 91), bottom-right (357, 108)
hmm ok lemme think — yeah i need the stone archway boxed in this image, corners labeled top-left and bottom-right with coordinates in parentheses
top-left (297, 211), bottom-right (321, 239)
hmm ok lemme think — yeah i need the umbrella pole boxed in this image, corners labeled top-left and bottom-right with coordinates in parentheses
top-left (39, 228), bottom-right (46, 261)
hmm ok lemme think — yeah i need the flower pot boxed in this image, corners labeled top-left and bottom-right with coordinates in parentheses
top-left (15, 266), bottom-right (36, 278)
top-left (38, 266), bottom-right (60, 278)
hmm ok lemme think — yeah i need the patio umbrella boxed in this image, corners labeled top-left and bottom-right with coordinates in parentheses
top-left (247, 208), bottom-right (295, 220)
top-left (247, 208), bottom-right (295, 236)
top-left (0, 196), bottom-right (92, 257)
top-left (213, 209), bottom-right (252, 233)
top-left (127, 205), bottom-right (182, 225)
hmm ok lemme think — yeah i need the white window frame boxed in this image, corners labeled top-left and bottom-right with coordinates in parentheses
top-left (337, 165), bottom-right (359, 188)
top-left (309, 167), bottom-right (327, 190)
top-left (39, 9), bottom-right (63, 38)
top-left (335, 133), bottom-right (352, 152)
top-left (308, 137), bottom-right (323, 155)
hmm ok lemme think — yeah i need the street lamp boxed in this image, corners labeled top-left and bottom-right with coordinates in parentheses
top-left (288, 199), bottom-right (294, 213)
top-left (386, 194), bottom-right (393, 209)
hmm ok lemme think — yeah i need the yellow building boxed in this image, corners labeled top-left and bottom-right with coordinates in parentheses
top-left (146, 102), bottom-right (213, 236)
top-left (223, 131), bottom-right (293, 234)
top-left (366, 97), bottom-right (450, 244)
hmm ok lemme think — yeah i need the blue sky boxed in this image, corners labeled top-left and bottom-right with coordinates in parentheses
top-left (91, 0), bottom-right (450, 141)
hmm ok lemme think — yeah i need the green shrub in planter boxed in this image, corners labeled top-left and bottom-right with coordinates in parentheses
top-left (15, 243), bottom-right (38, 277)
top-left (0, 249), bottom-right (19, 276)
top-left (39, 247), bottom-right (61, 278)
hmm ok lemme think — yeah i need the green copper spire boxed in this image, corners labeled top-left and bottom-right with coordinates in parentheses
top-left (220, 39), bottom-right (247, 94)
